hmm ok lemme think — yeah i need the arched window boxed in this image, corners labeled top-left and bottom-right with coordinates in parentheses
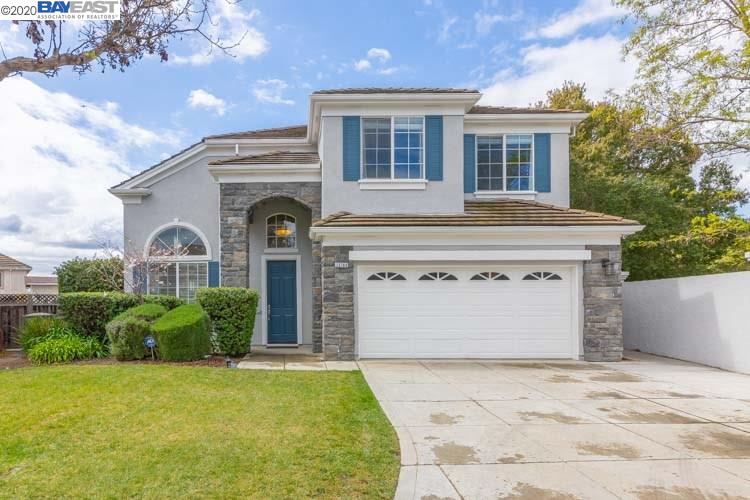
top-left (470, 272), bottom-right (510, 281)
top-left (267, 214), bottom-right (297, 249)
top-left (419, 272), bottom-right (458, 281)
top-left (147, 225), bottom-right (208, 302)
top-left (367, 272), bottom-right (406, 281)
top-left (522, 271), bottom-right (563, 281)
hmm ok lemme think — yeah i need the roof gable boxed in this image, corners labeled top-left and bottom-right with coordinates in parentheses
top-left (0, 253), bottom-right (31, 270)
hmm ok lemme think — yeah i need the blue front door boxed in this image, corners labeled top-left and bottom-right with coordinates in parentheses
top-left (267, 260), bottom-right (297, 344)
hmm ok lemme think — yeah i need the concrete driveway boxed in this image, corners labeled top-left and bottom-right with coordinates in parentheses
top-left (359, 352), bottom-right (750, 499)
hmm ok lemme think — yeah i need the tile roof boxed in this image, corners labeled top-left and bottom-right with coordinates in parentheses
top-left (204, 125), bottom-right (308, 140)
top-left (0, 253), bottom-right (31, 270)
top-left (468, 106), bottom-right (584, 114)
top-left (25, 276), bottom-right (57, 285)
top-left (313, 87), bottom-right (479, 95)
top-left (313, 199), bottom-right (640, 227)
top-left (209, 151), bottom-right (320, 166)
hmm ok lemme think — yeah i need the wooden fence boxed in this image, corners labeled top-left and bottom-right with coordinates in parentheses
top-left (0, 294), bottom-right (58, 349)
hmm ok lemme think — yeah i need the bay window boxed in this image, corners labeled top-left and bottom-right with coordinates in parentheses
top-left (477, 134), bottom-right (534, 192)
top-left (362, 116), bottom-right (424, 180)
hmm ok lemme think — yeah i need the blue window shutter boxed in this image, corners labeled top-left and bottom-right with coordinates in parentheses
top-left (133, 263), bottom-right (146, 294)
top-left (342, 116), bottom-right (360, 181)
top-left (534, 133), bottom-right (551, 193)
top-left (463, 134), bottom-right (476, 193)
top-left (425, 116), bottom-right (443, 181)
top-left (208, 261), bottom-right (220, 287)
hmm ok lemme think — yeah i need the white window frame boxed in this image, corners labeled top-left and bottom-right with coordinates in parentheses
top-left (147, 261), bottom-right (208, 302)
top-left (144, 223), bottom-right (211, 302)
top-left (265, 213), bottom-right (297, 251)
top-left (361, 116), bottom-right (425, 181)
top-left (475, 134), bottom-right (535, 193)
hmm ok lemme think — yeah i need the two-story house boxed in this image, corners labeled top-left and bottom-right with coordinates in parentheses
top-left (110, 88), bottom-right (642, 362)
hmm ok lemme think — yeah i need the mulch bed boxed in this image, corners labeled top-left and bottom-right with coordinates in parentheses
top-left (0, 352), bottom-right (244, 370)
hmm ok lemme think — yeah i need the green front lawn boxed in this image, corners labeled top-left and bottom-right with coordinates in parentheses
top-left (0, 366), bottom-right (400, 499)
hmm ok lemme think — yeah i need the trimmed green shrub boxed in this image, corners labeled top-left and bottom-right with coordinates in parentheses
top-left (142, 295), bottom-right (183, 311)
top-left (106, 304), bottom-right (167, 361)
top-left (117, 303), bottom-right (168, 322)
top-left (152, 304), bottom-right (211, 361)
top-left (19, 315), bottom-right (70, 351)
top-left (55, 256), bottom-right (124, 293)
top-left (196, 288), bottom-right (259, 356)
top-left (27, 325), bottom-right (107, 364)
top-left (59, 292), bottom-right (183, 338)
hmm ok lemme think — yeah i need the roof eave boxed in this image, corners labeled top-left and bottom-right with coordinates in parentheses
top-left (464, 112), bottom-right (589, 124)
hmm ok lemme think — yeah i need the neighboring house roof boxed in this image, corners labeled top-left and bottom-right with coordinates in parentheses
top-left (209, 151), bottom-right (320, 166)
top-left (204, 125), bottom-right (308, 140)
top-left (313, 199), bottom-right (640, 227)
top-left (313, 87), bottom-right (480, 95)
top-left (25, 276), bottom-right (58, 285)
top-left (0, 253), bottom-right (31, 270)
top-left (468, 106), bottom-right (584, 114)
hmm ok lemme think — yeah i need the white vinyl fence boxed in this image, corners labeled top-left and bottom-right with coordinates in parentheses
top-left (623, 272), bottom-right (750, 374)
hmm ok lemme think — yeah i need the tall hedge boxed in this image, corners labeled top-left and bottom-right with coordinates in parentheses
top-left (151, 304), bottom-right (211, 361)
top-left (196, 288), bottom-right (259, 356)
top-left (58, 292), bottom-right (183, 338)
top-left (106, 304), bottom-right (167, 361)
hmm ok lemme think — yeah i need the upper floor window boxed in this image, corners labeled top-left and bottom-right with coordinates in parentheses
top-left (477, 134), bottom-right (533, 192)
top-left (363, 116), bottom-right (424, 180)
top-left (266, 214), bottom-right (296, 249)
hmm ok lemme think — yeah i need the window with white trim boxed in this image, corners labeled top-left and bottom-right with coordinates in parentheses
top-left (147, 226), bottom-right (208, 302)
top-left (266, 214), bottom-right (296, 249)
top-left (363, 116), bottom-right (424, 180)
top-left (419, 272), bottom-right (458, 281)
top-left (476, 134), bottom-right (533, 192)
top-left (522, 271), bottom-right (563, 281)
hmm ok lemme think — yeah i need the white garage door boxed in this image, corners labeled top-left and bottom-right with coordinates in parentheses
top-left (357, 265), bottom-right (578, 359)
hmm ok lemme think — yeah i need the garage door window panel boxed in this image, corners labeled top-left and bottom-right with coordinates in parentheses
top-left (418, 272), bottom-right (458, 281)
top-left (367, 272), bottom-right (406, 281)
top-left (523, 272), bottom-right (563, 281)
top-left (470, 272), bottom-right (510, 281)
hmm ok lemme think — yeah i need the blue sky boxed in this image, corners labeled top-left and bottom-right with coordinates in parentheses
top-left (0, 0), bottom-right (745, 273)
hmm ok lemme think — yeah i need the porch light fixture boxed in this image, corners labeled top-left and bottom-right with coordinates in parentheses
top-left (274, 227), bottom-right (293, 237)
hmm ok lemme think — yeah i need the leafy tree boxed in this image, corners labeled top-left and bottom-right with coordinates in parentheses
top-left (55, 256), bottom-right (124, 293)
top-left (617, 0), bottom-right (750, 156)
top-left (539, 82), bottom-right (749, 280)
top-left (0, 0), bottom-right (242, 81)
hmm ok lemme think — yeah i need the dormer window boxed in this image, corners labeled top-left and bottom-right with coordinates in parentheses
top-left (362, 116), bottom-right (424, 180)
top-left (477, 134), bottom-right (533, 192)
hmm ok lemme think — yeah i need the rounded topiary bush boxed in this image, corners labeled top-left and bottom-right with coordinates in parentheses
top-left (106, 304), bottom-right (167, 361)
top-left (151, 304), bottom-right (211, 361)
top-left (196, 287), bottom-right (259, 356)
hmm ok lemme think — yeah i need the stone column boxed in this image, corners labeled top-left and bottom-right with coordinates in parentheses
top-left (219, 183), bottom-right (249, 287)
top-left (583, 245), bottom-right (624, 361)
top-left (321, 246), bottom-right (355, 360)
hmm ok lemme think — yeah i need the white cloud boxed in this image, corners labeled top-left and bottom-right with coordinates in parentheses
top-left (354, 47), bottom-right (395, 73)
top-left (479, 35), bottom-right (637, 106)
top-left (172, 6), bottom-right (269, 65)
top-left (354, 59), bottom-right (372, 71)
top-left (474, 11), bottom-right (521, 36)
top-left (0, 77), bottom-right (177, 273)
top-left (186, 89), bottom-right (227, 116)
top-left (438, 16), bottom-right (458, 42)
top-left (252, 79), bottom-right (295, 105)
top-left (534, 0), bottom-right (625, 39)
top-left (367, 48), bottom-right (391, 62)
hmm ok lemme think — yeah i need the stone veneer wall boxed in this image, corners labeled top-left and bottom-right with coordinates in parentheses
top-left (219, 182), bottom-right (323, 352)
top-left (583, 245), bottom-right (624, 361)
top-left (321, 246), bottom-right (355, 360)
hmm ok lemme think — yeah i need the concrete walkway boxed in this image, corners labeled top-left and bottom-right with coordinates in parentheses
top-left (359, 352), bottom-right (750, 499)
top-left (236, 348), bottom-right (357, 371)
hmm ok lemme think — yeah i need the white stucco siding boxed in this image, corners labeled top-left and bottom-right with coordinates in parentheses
top-left (624, 272), bottom-right (750, 374)
top-left (320, 115), bottom-right (465, 217)
top-left (536, 133), bottom-right (570, 207)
